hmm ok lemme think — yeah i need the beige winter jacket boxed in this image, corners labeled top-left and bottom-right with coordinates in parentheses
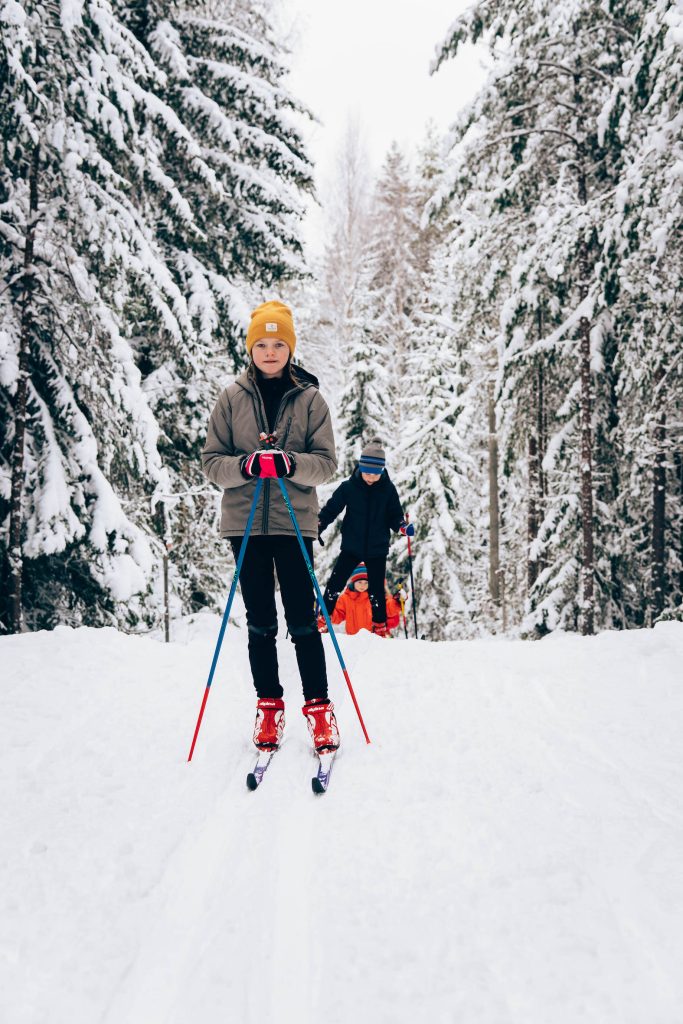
top-left (202, 367), bottom-right (337, 539)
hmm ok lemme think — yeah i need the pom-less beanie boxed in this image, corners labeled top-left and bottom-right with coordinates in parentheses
top-left (246, 301), bottom-right (296, 356)
top-left (358, 441), bottom-right (386, 475)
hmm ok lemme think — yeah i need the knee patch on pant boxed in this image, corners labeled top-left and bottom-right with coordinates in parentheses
top-left (248, 621), bottom-right (278, 639)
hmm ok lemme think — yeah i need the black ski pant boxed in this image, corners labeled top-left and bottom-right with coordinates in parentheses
top-left (229, 535), bottom-right (328, 703)
top-left (322, 550), bottom-right (387, 625)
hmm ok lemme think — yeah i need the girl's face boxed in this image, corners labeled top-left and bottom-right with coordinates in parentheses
top-left (252, 338), bottom-right (289, 378)
top-left (354, 579), bottom-right (368, 592)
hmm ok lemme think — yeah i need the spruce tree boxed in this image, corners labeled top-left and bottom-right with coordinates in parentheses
top-left (363, 143), bottom-right (422, 405)
top-left (398, 241), bottom-right (483, 640)
top-left (0, 0), bottom-right (314, 632)
top-left (432, 0), bottom-right (643, 634)
top-left (600, 0), bottom-right (683, 623)
top-left (122, 0), bottom-right (315, 620)
top-left (1, 0), bottom-right (180, 631)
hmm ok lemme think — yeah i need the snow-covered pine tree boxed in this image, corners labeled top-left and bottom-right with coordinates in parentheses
top-left (0, 0), bottom-right (187, 632)
top-left (361, 143), bottom-right (422, 408)
top-left (424, 115), bottom-right (534, 633)
top-left (397, 236), bottom-right (482, 640)
top-left (126, 0), bottom-right (314, 362)
top-left (292, 120), bottom-right (376, 588)
top-left (305, 119), bottom-right (373, 411)
top-left (336, 143), bottom-right (422, 477)
top-left (330, 143), bottom-right (404, 476)
top-left (432, 0), bottom-right (642, 635)
top-left (600, 0), bottom-right (683, 623)
top-left (336, 283), bottom-right (393, 476)
top-left (0, 0), bottom-right (314, 632)
top-left (412, 121), bottom-right (450, 272)
top-left (119, 0), bottom-right (315, 618)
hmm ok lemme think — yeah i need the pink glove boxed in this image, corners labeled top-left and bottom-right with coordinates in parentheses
top-left (240, 449), bottom-right (296, 479)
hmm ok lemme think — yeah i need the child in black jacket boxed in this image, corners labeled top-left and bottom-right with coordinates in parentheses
top-left (318, 441), bottom-right (414, 636)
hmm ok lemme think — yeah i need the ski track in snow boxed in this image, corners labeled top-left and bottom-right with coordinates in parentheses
top-left (2, 618), bottom-right (683, 1024)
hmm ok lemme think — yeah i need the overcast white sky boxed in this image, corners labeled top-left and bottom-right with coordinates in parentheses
top-left (277, 0), bottom-right (488, 245)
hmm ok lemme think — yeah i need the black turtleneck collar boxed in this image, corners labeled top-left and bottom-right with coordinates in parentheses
top-left (255, 369), bottom-right (292, 432)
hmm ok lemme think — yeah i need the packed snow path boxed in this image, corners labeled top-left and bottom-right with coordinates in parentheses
top-left (2, 618), bottom-right (683, 1024)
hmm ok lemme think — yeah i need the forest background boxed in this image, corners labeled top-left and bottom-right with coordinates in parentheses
top-left (1, 0), bottom-right (681, 640)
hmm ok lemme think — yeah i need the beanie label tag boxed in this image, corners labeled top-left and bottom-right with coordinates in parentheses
top-left (265, 322), bottom-right (278, 332)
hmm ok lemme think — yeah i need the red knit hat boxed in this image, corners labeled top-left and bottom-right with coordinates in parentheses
top-left (349, 564), bottom-right (368, 586)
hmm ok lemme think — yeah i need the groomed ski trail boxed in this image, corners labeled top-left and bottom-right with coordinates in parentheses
top-left (2, 618), bottom-right (683, 1024)
top-left (104, 743), bottom-right (321, 1023)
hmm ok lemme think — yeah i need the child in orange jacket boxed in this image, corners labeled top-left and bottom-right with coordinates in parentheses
top-left (324, 565), bottom-right (401, 636)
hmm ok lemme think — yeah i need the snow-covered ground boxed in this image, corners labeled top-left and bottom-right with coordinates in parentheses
top-left (2, 616), bottom-right (682, 1024)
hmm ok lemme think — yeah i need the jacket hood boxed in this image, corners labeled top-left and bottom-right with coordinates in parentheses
top-left (234, 362), bottom-right (320, 393)
top-left (289, 363), bottom-right (320, 388)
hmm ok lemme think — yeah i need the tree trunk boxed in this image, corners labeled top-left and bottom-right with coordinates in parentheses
top-left (578, 266), bottom-right (594, 634)
top-left (8, 146), bottom-right (40, 634)
top-left (488, 379), bottom-right (501, 605)
top-left (162, 500), bottom-right (172, 643)
top-left (576, 153), bottom-right (595, 636)
top-left (528, 431), bottom-right (540, 591)
top-left (528, 314), bottom-right (547, 592)
top-left (537, 346), bottom-right (547, 510)
top-left (651, 377), bottom-right (666, 622)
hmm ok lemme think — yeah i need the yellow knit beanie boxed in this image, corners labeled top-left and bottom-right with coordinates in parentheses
top-left (246, 301), bottom-right (296, 356)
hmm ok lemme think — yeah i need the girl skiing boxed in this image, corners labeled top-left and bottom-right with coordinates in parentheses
top-left (318, 441), bottom-right (415, 636)
top-left (201, 301), bottom-right (340, 754)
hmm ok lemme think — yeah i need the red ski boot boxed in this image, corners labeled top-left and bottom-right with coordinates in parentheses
top-left (302, 698), bottom-right (340, 753)
top-left (253, 698), bottom-right (285, 750)
top-left (372, 621), bottom-right (390, 638)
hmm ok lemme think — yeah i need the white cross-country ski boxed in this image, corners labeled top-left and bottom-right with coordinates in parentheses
top-left (312, 751), bottom-right (336, 794)
top-left (246, 750), bottom-right (275, 790)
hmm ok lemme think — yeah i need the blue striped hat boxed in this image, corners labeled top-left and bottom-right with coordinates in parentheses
top-left (358, 442), bottom-right (385, 475)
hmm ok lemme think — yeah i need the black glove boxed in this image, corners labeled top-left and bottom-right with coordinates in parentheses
top-left (240, 449), bottom-right (296, 480)
top-left (317, 520), bottom-right (325, 546)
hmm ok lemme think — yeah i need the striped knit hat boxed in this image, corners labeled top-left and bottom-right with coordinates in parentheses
top-left (358, 441), bottom-right (385, 475)
top-left (349, 564), bottom-right (368, 586)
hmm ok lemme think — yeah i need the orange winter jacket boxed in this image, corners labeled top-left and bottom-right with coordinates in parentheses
top-left (331, 588), bottom-right (402, 636)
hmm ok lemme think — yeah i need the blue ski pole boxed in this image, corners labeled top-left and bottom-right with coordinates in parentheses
top-left (187, 477), bottom-right (264, 761)
top-left (276, 478), bottom-right (371, 744)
